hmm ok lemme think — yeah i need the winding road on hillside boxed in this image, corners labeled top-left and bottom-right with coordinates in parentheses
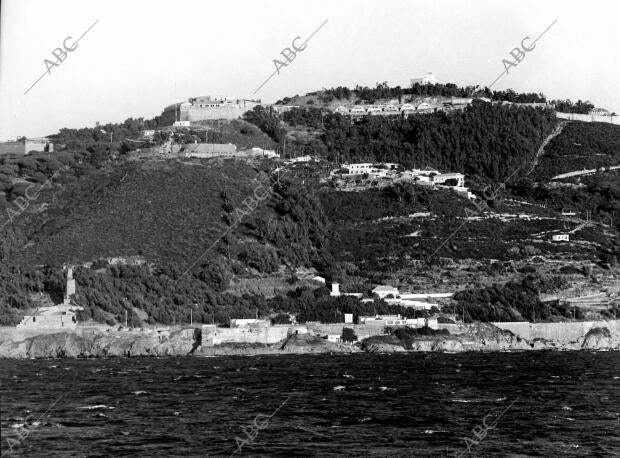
top-left (525, 120), bottom-right (568, 176)
top-left (551, 164), bottom-right (620, 180)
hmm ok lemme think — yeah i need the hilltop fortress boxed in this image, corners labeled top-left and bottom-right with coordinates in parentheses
top-left (160, 95), bottom-right (261, 126)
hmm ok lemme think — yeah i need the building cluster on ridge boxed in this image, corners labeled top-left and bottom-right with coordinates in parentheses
top-left (329, 161), bottom-right (473, 199)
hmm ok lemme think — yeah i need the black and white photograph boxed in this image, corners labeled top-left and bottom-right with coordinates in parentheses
top-left (0, 0), bottom-right (619, 456)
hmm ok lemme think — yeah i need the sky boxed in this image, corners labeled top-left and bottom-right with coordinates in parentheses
top-left (0, 0), bottom-right (618, 140)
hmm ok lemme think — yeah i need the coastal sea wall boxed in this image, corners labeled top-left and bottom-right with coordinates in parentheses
top-left (202, 325), bottom-right (293, 345)
top-left (2, 320), bottom-right (618, 358)
top-left (200, 323), bottom-right (394, 347)
top-left (492, 320), bottom-right (620, 342)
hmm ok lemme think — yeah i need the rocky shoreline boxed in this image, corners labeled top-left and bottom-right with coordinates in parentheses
top-left (0, 322), bottom-right (618, 359)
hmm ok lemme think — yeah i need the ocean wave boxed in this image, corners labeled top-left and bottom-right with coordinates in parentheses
top-left (76, 405), bottom-right (115, 410)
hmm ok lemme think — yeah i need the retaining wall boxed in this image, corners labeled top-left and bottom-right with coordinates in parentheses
top-left (492, 320), bottom-right (620, 342)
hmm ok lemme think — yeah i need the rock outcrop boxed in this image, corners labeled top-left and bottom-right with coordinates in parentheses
top-left (279, 334), bottom-right (359, 353)
top-left (0, 328), bottom-right (198, 358)
top-left (364, 343), bottom-right (407, 353)
top-left (581, 327), bottom-right (617, 350)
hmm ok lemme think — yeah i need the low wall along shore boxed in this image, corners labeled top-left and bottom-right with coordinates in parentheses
top-left (492, 320), bottom-right (620, 342)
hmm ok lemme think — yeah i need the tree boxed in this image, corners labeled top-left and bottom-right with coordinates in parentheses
top-left (341, 327), bottom-right (358, 343)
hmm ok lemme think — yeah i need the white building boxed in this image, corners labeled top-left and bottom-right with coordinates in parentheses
top-left (359, 314), bottom-right (407, 326)
top-left (450, 97), bottom-right (473, 106)
top-left (345, 163), bottom-right (374, 174)
top-left (372, 285), bottom-right (400, 299)
top-left (405, 317), bottom-right (438, 329)
top-left (330, 283), bottom-right (340, 297)
top-left (552, 234), bottom-right (570, 242)
top-left (344, 313), bottom-right (354, 324)
top-left (368, 168), bottom-right (389, 178)
top-left (289, 155), bottom-right (312, 163)
top-left (432, 173), bottom-right (465, 187)
top-left (335, 106), bottom-right (349, 115)
top-left (411, 72), bottom-right (438, 85)
top-left (382, 105), bottom-right (399, 112)
top-left (416, 102), bottom-right (433, 111)
top-left (184, 143), bottom-right (237, 158)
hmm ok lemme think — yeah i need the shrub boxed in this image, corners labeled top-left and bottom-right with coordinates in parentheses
top-left (271, 313), bottom-right (292, 325)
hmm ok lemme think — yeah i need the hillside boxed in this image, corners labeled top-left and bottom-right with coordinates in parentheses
top-left (0, 84), bottom-right (619, 326)
top-left (532, 121), bottom-right (620, 181)
top-left (271, 102), bottom-right (559, 182)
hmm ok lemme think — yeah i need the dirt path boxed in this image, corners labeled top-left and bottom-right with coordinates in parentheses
top-left (526, 121), bottom-right (568, 176)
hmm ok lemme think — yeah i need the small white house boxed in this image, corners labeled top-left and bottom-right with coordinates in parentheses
top-left (344, 313), bottom-right (354, 324)
top-left (330, 283), bottom-right (340, 297)
top-left (552, 234), bottom-right (570, 242)
top-left (326, 335), bottom-right (341, 343)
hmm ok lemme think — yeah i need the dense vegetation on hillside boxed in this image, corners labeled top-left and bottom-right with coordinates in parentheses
top-left (320, 103), bottom-right (556, 181)
top-left (532, 122), bottom-right (620, 180)
top-left (1, 83), bottom-right (619, 326)
top-left (0, 258), bottom-right (432, 326)
top-left (245, 103), bottom-right (558, 182)
top-left (0, 158), bottom-right (337, 324)
top-left (550, 99), bottom-right (596, 114)
top-left (442, 276), bottom-right (586, 322)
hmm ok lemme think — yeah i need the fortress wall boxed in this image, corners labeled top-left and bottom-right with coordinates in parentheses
top-left (556, 112), bottom-right (620, 125)
top-left (183, 104), bottom-right (257, 122)
top-left (161, 101), bottom-right (260, 126)
top-left (16, 314), bottom-right (77, 330)
top-left (492, 320), bottom-right (620, 342)
top-left (307, 323), bottom-right (391, 340)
